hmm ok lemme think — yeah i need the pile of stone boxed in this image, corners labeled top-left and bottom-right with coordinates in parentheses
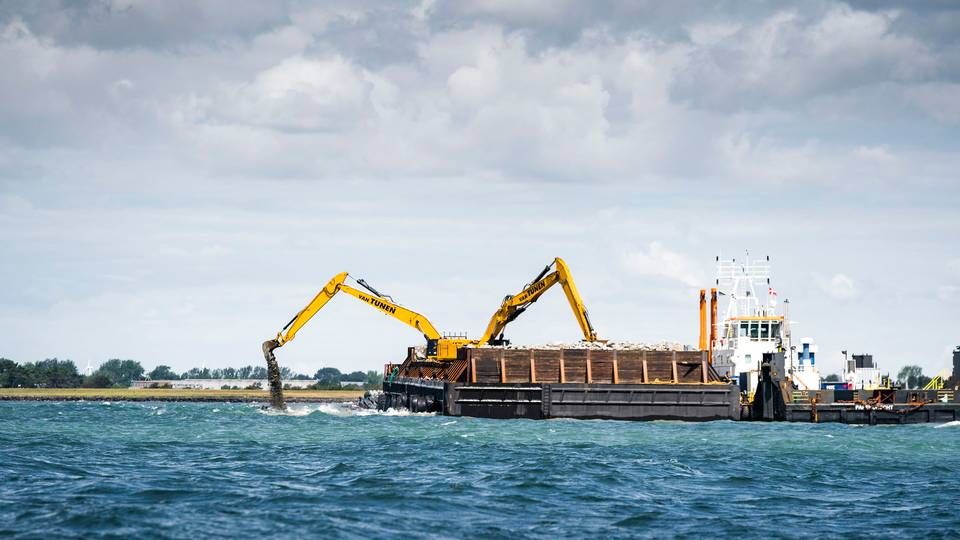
top-left (477, 341), bottom-right (692, 352)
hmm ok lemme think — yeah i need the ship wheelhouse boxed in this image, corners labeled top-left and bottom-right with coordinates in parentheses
top-left (709, 253), bottom-right (821, 392)
top-left (721, 316), bottom-right (784, 345)
top-left (714, 315), bottom-right (785, 388)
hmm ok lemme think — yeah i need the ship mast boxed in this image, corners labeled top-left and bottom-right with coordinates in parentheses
top-left (715, 251), bottom-right (773, 320)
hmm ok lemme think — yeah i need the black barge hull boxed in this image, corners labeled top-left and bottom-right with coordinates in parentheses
top-left (784, 403), bottom-right (960, 424)
top-left (382, 379), bottom-right (742, 421)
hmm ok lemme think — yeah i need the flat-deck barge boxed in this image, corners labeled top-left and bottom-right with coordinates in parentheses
top-left (373, 347), bottom-right (960, 424)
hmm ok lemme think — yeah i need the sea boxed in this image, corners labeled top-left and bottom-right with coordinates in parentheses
top-left (2, 401), bottom-right (959, 539)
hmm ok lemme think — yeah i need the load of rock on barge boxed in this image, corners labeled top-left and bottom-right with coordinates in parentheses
top-left (369, 345), bottom-right (960, 425)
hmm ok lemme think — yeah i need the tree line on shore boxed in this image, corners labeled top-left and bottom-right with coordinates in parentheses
top-left (0, 358), bottom-right (382, 389)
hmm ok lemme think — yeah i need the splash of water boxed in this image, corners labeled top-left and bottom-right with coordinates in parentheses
top-left (254, 402), bottom-right (435, 418)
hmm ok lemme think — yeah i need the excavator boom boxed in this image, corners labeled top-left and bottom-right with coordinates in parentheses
top-left (337, 284), bottom-right (442, 339)
top-left (479, 257), bottom-right (598, 345)
top-left (554, 257), bottom-right (597, 342)
top-left (263, 272), bottom-right (464, 371)
top-left (262, 272), bottom-right (350, 409)
top-left (273, 272), bottom-right (349, 348)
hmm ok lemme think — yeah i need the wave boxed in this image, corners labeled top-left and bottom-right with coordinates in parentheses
top-left (934, 420), bottom-right (960, 429)
top-left (254, 402), bottom-right (435, 418)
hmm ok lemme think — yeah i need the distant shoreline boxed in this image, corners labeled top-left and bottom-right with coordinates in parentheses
top-left (0, 388), bottom-right (364, 403)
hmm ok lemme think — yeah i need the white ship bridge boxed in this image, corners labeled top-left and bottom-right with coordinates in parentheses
top-left (711, 253), bottom-right (821, 392)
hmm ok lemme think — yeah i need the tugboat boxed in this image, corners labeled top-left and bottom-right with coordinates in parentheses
top-left (711, 253), bottom-right (821, 393)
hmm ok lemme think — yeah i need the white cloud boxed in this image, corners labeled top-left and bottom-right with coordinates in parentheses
top-left (455, 0), bottom-right (575, 25)
top-left (213, 55), bottom-right (375, 132)
top-left (1, 4), bottom-right (957, 188)
top-left (0, 1), bottom-right (958, 375)
top-left (938, 285), bottom-right (960, 302)
top-left (819, 273), bottom-right (858, 300)
top-left (853, 145), bottom-right (895, 163)
top-left (621, 242), bottom-right (702, 288)
top-left (686, 21), bottom-right (742, 46)
top-left (906, 83), bottom-right (960, 125)
top-left (674, 5), bottom-right (936, 109)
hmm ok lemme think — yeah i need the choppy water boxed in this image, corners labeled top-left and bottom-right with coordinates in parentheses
top-left (2, 401), bottom-right (959, 538)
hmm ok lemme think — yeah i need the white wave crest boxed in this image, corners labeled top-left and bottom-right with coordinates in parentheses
top-left (255, 402), bottom-right (435, 417)
top-left (314, 403), bottom-right (435, 417)
top-left (934, 420), bottom-right (960, 429)
top-left (256, 404), bottom-right (318, 417)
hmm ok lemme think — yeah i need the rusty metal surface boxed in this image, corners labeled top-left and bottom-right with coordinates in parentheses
top-left (785, 402), bottom-right (960, 424)
top-left (389, 356), bottom-right (468, 382)
top-left (460, 348), bottom-right (722, 385)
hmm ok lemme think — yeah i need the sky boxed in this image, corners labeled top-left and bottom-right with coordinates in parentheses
top-left (1, 0), bottom-right (958, 378)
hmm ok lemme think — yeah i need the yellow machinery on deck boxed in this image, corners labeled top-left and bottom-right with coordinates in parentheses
top-left (262, 272), bottom-right (473, 365)
top-left (480, 257), bottom-right (599, 346)
top-left (262, 257), bottom-right (599, 368)
top-left (923, 369), bottom-right (951, 391)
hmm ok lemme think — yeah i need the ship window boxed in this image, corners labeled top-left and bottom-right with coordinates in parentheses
top-left (760, 322), bottom-right (770, 340)
top-left (726, 324), bottom-right (734, 339)
top-left (749, 321), bottom-right (759, 339)
top-left (739, 322), bottom-right (748, 337)
top-left (771, 322), bottom-right (781, 338)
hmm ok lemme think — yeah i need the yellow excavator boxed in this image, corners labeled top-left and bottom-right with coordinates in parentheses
top-left (263, 256), bottom-right (598, 365)
top-left (262, 272), bottom-right (472, 365)
top-left (261, 259), bottom-right (598, 409)
top-left (479, 257), bottom-right (599, 346)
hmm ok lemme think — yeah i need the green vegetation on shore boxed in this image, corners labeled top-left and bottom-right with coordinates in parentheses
top-left (0, 387), bottom-right (364, 401)
top-left (0, 357), bottom-right (383, 390)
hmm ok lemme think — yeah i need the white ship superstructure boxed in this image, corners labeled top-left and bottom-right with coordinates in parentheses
top-left (791, 337), bottom-right (821, 391)
top-left (843, 352), bottom-right (883, 390)
top-left (711, 253), bottom-right (821, 392)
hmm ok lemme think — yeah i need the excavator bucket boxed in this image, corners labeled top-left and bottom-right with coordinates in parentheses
top-left (261, 339), bottom-right (286, 410)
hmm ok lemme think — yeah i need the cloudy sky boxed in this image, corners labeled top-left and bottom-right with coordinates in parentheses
top-left (1, 0), bottom-right (958, 377)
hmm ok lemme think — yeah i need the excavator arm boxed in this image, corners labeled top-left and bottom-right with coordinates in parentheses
top-left (261, 272), bottom-right (470, 410)
top-left (263, 273), bottom-right (464, 367)
top-left (479, 257), bottom-right (598, 345)
top-left (269, 272), bottom-right (349, 349)
top-left (270, 273), bottom-right (442, 348)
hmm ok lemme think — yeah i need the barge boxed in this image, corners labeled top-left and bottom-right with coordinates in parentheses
top-left (371, 347), bottom-right (960, 424)
top-left (365, 255), bottom-right (960, 425)
top-left (378, 346), bottom-right (741, 421)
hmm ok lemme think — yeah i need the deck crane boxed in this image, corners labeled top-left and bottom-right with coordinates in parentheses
top-left (262, 272), bottom-right (474, 368)
top-left (479, 257), bottom-right (599, 346)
